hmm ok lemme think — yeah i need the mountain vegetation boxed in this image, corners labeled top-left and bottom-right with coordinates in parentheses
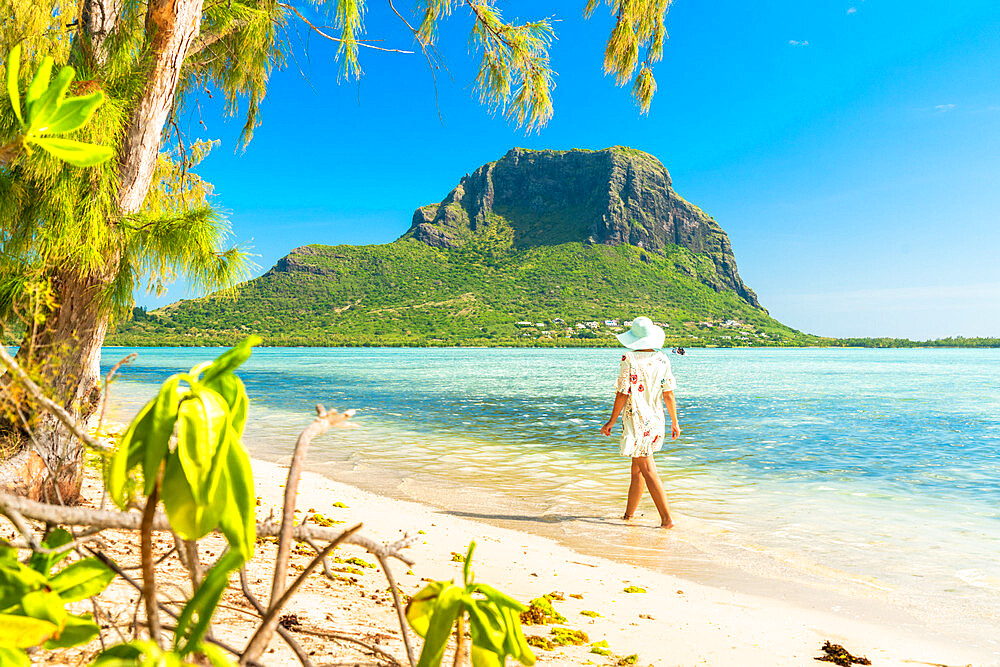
top-left (111, 147), bottom-right (819, 348)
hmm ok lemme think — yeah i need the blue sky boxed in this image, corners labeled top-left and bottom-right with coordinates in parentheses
top-left (145, 0), bottom-right (1000, 339)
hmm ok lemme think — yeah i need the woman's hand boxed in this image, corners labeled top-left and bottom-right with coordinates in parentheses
top-left (671, 422), bottom-right (681, 440)
top-left (600, 420), bottom-right (615, 437)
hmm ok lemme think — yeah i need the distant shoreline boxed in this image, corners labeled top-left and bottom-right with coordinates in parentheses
top-left (100, 339), bottom-right (1000, 349)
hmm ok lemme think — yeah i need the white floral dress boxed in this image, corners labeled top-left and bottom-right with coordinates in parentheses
top-left (614, 350), bottom-right (677, 458)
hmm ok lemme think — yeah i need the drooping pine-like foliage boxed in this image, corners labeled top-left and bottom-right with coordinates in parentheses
top-left (0, 0), bottom-right (251, 329)
top-left (0, 0), bottom-right (676, 335)
top-left (585, 0), bottom-right (673, 113)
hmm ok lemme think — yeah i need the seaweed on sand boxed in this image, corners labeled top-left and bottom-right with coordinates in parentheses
top-left (815, 641), bottom-right (872, 666)
top-left (520, 595), bottom-right (568, 625)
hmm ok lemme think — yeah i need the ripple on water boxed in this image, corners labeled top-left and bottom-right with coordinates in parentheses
top-left (105, 347), bottom-right (1000, 651)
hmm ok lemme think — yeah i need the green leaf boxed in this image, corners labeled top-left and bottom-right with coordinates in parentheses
top-left (463, 540), bottom-right (475, 587)
top-left (24, 56), bottom-right (52, 109)
top-left (48, 558), bottom-right (114, 602)
top-left (405, 580), bottom-right (450, 638)
top-left (474, 583), bottom-right (528, 612)
top-left (29, 528), bottom-right (73, 575)
top-left (0, 613), bottom-right (57, 647)
top-left (91, 641), bottom-right (145, 666)
top-left (464, 597), bottom-right (505, 655)
top-left (200, 336), bottom-right (261, 385)
top-left (176, 388), bottom-right (230, 504)
top-left (19, 590), bottom-right (66, 632)
top-left (499, 605), bottom-right (535, 665)
top-left (143, 375), bottom-right (183, 495)
top-left (6, 45), bottom-right (22, 126)
top-left (415, 585), bottom-right (463, 667)
top-left (27, 136), bottom-right (113, 166)
top-left (217, 439), bottom-right (256, 559)
top-left (0, 647), bottom-right (28, 667)
top-left (26, 64), bottom-right (73, 134)
top-left (174, 551), bottom-right (242, 654)
top-left (162, 451), bottom-right (224, 541)
top-left (204, 374), bottom-right (248, 438)
top-left (107, 399), bottom-right (153, 509)
top-left (471, 645), bottom-right (504, 667)
top-left (36, 90), bottom-right (104, 135)
top-left (0, 565), bottom-right (46, 610)
top-left (43, 613), bottom-right (100, 649)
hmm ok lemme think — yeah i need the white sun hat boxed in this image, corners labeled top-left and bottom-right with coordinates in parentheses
top-left (615, 316), bottom-right (665, 350)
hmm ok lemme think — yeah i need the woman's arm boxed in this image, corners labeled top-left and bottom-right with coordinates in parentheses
top-left (663, 390), bottom-right (681, 439)
top-left (600, 392), bottom-right (630, 436)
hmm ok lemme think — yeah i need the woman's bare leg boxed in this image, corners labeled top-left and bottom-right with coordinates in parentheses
top-left (637, 456), bottom-right (674, 528)
top-left (624, 458), bottom-right (645, 519)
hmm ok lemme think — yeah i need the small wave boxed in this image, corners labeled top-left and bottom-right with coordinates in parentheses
top-left (956, 569), bottom-right (1000, 592)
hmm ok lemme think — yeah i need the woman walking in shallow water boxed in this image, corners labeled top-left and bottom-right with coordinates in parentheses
top-left (600, 316), bottom-right (681, 528)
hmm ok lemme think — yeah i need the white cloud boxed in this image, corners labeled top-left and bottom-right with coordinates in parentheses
top-left (847, 6), bottom-right (857, 14)
top-left (934, 103), bottom-right (956, 111)
top-left (788, 39), bottom-right (810, 46)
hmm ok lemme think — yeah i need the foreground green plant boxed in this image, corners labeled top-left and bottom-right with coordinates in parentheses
top-left (3, 45), bottom-right (112, 167)
top-left (406, 541), bottom-right (535, 667)
top-left (0, 529), bottom-right (114, 666)
top-left (102, 336), bottom-right (260, 659)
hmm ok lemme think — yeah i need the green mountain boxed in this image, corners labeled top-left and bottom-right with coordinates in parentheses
top-left (111, 146), bottom-right (816, 347)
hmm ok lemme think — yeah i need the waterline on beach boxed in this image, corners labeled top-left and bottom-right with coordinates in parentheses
top-left (105, 346), bottom-right (1000, 655)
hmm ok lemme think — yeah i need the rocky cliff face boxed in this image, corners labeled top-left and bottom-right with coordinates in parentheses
top-left (403, 146), bottom-right (759, 308)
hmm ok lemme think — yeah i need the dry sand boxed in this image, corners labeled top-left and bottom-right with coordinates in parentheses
top-left (27, 453), bottom-right (992, 667)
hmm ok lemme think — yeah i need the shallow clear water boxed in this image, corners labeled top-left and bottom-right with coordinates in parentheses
top-left (104, 347), bottom-right (1000, 653)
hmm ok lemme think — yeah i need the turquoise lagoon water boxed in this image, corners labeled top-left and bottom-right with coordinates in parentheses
top-left (104, 347), bottom-right (1000, 654)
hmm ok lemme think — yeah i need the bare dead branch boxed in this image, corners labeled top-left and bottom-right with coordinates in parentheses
top-left (295, 624), bottom-right (404, 666)
top-left (141, 477), bottom-right (164, 648)
top-left (303, 536), bottom-right (336, 580)
top-left (245, 523), bottom-right (362, 664)
top-left (0, 346), bottom-right (110, 452)
top-left (238, 567), bottom-right (316, 667)
top-left (0, 504), bottom-right (41, 549)
top-left (183, 538), bottom-right (202, 589)
top-left (0, 489), bottom-right (415, 565)
top-left (374, 551), bottom-right (417, 667)
top-left (0, 489), bottom-right (415, 567)
top-left (86, 547), bottom-right (259, 665)
top-left (270, 405), bottom-right (357, 621)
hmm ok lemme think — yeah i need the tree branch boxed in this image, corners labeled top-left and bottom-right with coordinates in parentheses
top-left (243, 523), bottom-right (361, 663)
top-left (0, 346), bottom-right (110, 452)
top-left (279, 3), bottom-right (414, 53)
top-left (140, 477), bottom-right (164, 648)
top-left (186, 17), bottom-right (249, 58)
top-left (86, 547), bottom-right (260, 665)
top-left (238, 568), bottom-right (315, 667)
top-left (0, 490), bottom-right (416, 566)
top-left (270, 405), bottom-right (356, 614)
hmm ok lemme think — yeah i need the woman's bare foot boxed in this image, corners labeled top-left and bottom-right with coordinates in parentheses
top-left (659, 518), bottom-right (675, 529)
top-left (623, 513), bottom-right (634, 520)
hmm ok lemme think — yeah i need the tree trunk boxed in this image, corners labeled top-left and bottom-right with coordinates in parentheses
top-left (118, 0), bottom-right (205, 214)
top-left (76, 0), bottom-right (125, 67)
top-left (0, 269), bottom-right (109, 503)
top-left (0, 0), bottom-right (205, 502)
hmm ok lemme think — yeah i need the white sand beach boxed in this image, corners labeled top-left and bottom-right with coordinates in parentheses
top-left (28, 441), bottom-right (995, 666)
top-left (232, 457), bottom-right (992, 666)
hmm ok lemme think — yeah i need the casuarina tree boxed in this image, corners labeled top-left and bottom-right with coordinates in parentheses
top-left (0, 0), bottom-right (675, 501)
